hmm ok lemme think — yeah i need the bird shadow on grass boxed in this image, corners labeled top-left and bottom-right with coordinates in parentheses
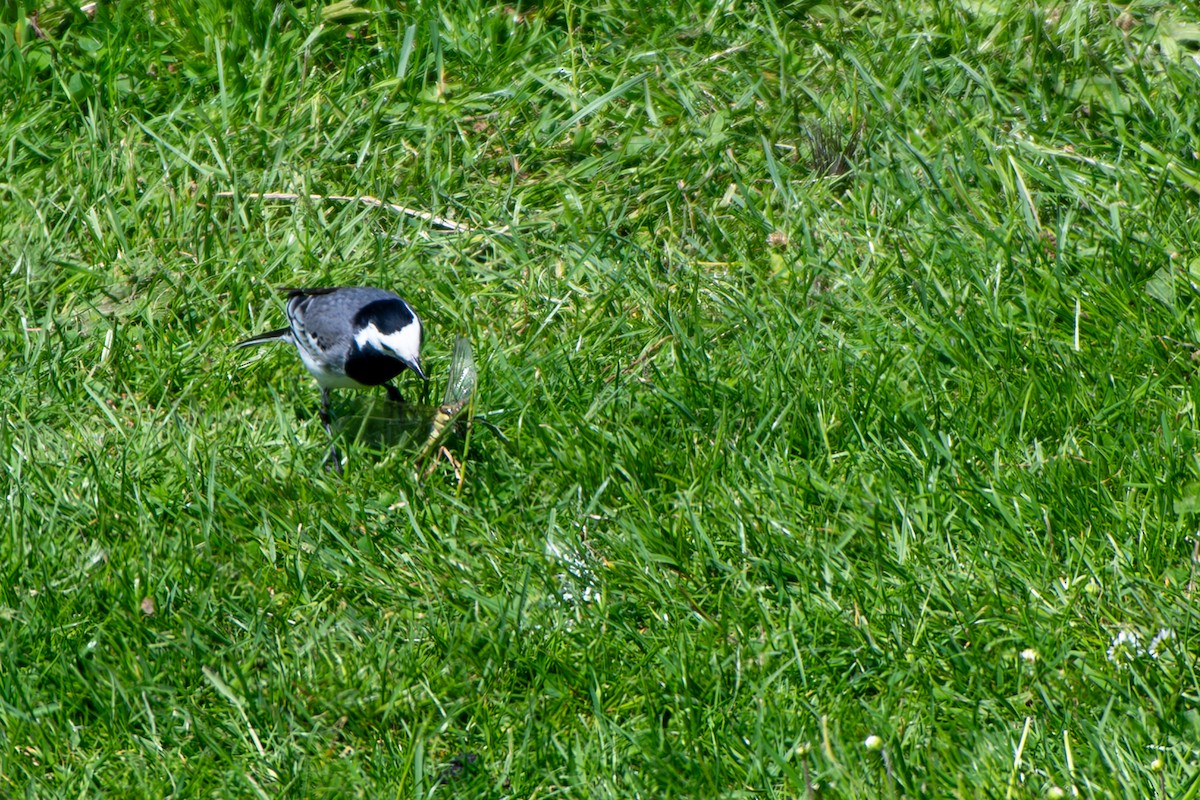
top-left (331, 395), bottom-right (449, 450)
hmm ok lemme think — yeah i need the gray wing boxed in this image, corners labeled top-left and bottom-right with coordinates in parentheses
top-left (285, 288), bottom-right (397, 360)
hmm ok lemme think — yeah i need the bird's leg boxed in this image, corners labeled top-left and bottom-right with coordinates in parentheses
top-left (384, 383), bottom-right (405, 404)
top-left (320, 387), bottom-right (343, 474)
top-left (319, 387), bottom-right (336, 436)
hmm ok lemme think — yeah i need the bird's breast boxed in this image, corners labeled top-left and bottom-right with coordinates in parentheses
top-left (343, 349), bottom-right (406, 386)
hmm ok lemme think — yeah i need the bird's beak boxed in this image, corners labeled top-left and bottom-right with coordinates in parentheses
top-left (407, 358), bottom-right (427, 382)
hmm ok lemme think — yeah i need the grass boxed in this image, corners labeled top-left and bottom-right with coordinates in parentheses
top-left (3, 0), bottom-right (1200, 796)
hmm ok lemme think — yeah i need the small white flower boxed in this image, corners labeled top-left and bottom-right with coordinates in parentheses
top-left (1151, 757), bottom-right (1164, 771)
top-left (864, 735), bottom-right (883, 751)
top-left (1020, 648), bottom-right (1039, 663)
top-left (1107, 629), bottom-right (1143, 666)
top-left (546, 536), bottom-right (599, 607)
top-left (1148, 629), bottom-right (1174, 658)
top-left (1047, 787), bottom-right (1065, 799)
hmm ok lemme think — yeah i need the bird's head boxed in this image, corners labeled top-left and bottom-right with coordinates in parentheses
top-left (353, 303), bottom-right (426, 381)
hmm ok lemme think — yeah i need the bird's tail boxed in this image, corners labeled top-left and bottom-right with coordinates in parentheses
top-left (234, 327), bottom-right (292, 348)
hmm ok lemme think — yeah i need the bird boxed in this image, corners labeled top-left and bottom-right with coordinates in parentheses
top-left (235, 286), bottom-right (428, 470)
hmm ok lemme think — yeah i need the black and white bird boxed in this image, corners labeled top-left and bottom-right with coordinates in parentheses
top-left (236, 286), bottom-right (427, 468)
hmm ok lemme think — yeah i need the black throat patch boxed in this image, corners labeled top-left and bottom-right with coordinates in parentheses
top-left (344, 349), bottom-right (407, 386)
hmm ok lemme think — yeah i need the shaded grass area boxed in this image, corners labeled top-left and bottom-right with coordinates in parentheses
top-left (3, 0), bottom-right (1200, 796)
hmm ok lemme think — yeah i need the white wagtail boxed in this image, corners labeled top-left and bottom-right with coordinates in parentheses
top-left (236, 286), bottom-right (428, 469)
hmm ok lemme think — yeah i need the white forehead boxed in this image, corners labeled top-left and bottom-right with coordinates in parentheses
top-left (354, 319), bottom-right (421, 361)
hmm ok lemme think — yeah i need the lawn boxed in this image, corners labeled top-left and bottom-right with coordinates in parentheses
top-left (2, 0), bottom-right (1200, 796)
